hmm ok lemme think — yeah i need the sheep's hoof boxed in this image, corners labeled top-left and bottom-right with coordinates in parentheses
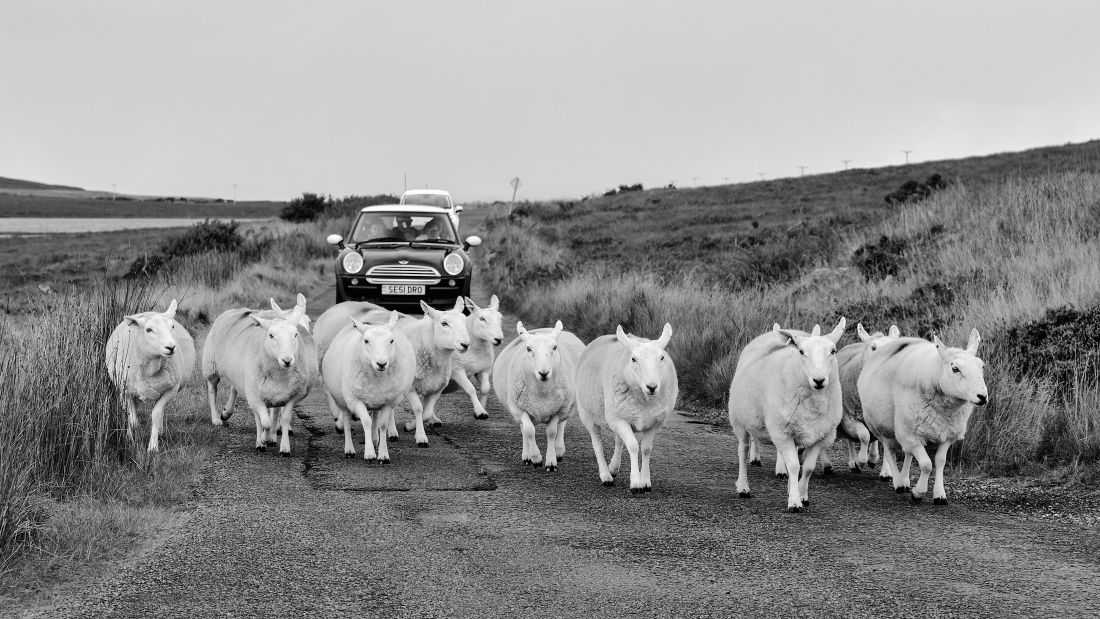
top-left (880, 476), bottom-right (893, 483)
top-left (388, 435), bottom-right (399, 442)
top-left (429, 420), bottom-right (443, 428)
top-left (474, 413), bottom-right (488, 420)
top-left (738, 491), bottom-right (751, 499)
top-left (601, 480), bottom-right (615, 487)
top-left (630, 487), bottom-right (644, 494)
top-left (787, 505), bottom-right (803, 513)
top-left (909, 492), bottom-right (923, 504)
top-left (933, 497), bottom-right (947, 506)
top-left (544, 465), bottom-right (557, 472)
top-left (343, 452), bottom-right (354, 459)
top-left (822, 466), bottom-right (834, 476)
top-left (750, 459), bottom-right (761, 467)
top-left (895, 486), bottom-right (909, 494)
top-left (557, 455), bottom-right (565, 462)
top-left (522, 459), bottom-right (531, 466)
top-left (868, 461), bottom-right (879, 469)
top-left (642, 485), bottom-right (652, 493)
top-left (801, 498), bottom-right (810, 507)
top-left (255, 445), bottom-right (266, 452)
top-left (280, 451), bottom-right (290, 458)
top-left (378, 458), bottom-right (391, 465)
top-left (416, 442), bottom-right (429, 449)
top-left (775, 473), bottom-right (788, 479)
top-left (850, 466), bottom-right (861, 474)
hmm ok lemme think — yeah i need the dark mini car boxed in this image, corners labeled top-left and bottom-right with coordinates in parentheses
top-left (325, 205), bottom-right (482, 311)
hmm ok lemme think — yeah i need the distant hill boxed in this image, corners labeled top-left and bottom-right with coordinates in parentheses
top-left (0, 176), bottom-right (83, 191)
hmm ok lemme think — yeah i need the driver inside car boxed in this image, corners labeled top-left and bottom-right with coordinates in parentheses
top-left (391, 215), bottom-right (417, 240)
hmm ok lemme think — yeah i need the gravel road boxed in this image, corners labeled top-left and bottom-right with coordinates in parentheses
top-left (15, 291), bottom-right (1100, 618)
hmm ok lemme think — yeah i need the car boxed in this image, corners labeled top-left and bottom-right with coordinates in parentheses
top-left (325, 204), bottom-right (482, 311)
top-left (400, 189), bottom-right (462, 228)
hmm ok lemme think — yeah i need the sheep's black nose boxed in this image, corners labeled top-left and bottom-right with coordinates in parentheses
top-left (493, 338), bottom-right (502, 346)
top-left (812, 378), bottom-right (825, 389)
top-left (376, 361), bottom-right (388, 371)
top-left (459, 343), bottom-right (470, 352)
top-left (645, 383), bottom-right (658, 395)
top-left (538, 371), bottom-right (550, 381)
top-left (164, 345), bottom-right (175, 354)
top-left (976, 393), bottom-right (988, 405)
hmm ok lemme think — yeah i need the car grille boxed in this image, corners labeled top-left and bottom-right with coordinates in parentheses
top-left (365, 264), bottom-right (442, 285)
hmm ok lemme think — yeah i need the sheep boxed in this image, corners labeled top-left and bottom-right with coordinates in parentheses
top-left (391, 299), bottom-right (471, 446)
top-left (313, 301), bottom-right (385, 361)
top-left (105, 299), bottom-right (195, 452)
top-left (450, 295), bottom-right (504, 420)
top-left (322, 311), bottom-right (414, 462)
top-left (202, 303), bottom-right (318, 454)
top-left (820, 323), bottom-right (901, 474)
top-left (859, 330), bottom-right (988, 504)
top-left (576, 324), bottom-right (678, 493)
top-left (728, 319), bottom-right (845, 512)
top-left (492, 320), bottom-right (585, 471)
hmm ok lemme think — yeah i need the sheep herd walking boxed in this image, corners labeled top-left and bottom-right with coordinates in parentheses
top-left (105, 293), bottom-right (988, 512)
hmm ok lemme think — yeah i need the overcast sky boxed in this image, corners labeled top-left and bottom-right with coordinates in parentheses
top-left (2, 1), bottom-right (1099, 202)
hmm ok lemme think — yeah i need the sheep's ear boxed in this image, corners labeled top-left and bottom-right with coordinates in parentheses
top-left (464, 297), bottom-right (479, 313)
top-left (489, 295), bottom-right (500, 311)
top-left (857, 323), bottom-right (872, 342)
top-left (295, 293), bottom-right (307, 311)
top-left (420, 301), bottom-right (440, 319)
top-left (888, 325), bottom-right (901, 338)
top-left (933, 334), bottom-right (952, 362)
top-left (163, 299), bottom-right (178, 319)
top-left (350, 316), bottom-right (369, 333)
top-left (387, 311), bottom-right (400, 329)
top-left (615, 325), bottom-right (633, 348)
top-left (516, 321), bottom-right (527, 336)
top-left (270, 298), bottom-right (283, 313)
top-left (826, 317), bottom-right (846, 344)
top-left (811, 324), bottom-right (822, 337)
top-left (251, 315), bottom-right (272, 329)
top-left (452, 297), bottom-right (465, 313)
top-left (656, 323), bottom-right (673, 349)
top-left (551, 320), bottom-right (563, 340)
top-left (771, 323), bottom-right (782, 332)
top-left (776, 329), bottom-right (800, 348)
top-left (124, 314), bottom-right (143, 327)
top-left (966, 328), bottom-right (981, 355)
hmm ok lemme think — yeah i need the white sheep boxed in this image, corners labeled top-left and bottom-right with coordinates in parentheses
top-left (822, 323), bottom-right (901, 474)
top-left (492, 320), bottom-right (585, 471)
top-left (728, 319), bottom-right (845, 512)
top-left (449, 295), bottom-right (504, 420)
top-left (322, 311), bottom-right (415, 462)
top-left (391, 299), bottom-right (471, 446)
top-left (313, 301), bottom-right (384, 361)
top-left (576, 324), bottom-right (678, 493)
top-left (859, 330), bottom-right (988, 504)
top-left (202, 303), bottom-right (318, 454)
top-left (105, 299), bottom-right (195, 452)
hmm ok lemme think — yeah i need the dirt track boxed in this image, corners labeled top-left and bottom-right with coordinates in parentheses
top-left (17, 285), bottom-right (1100, 618)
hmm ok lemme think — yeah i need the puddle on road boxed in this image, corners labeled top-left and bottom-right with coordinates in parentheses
top-left (297, 408), bottom-right (497, 492)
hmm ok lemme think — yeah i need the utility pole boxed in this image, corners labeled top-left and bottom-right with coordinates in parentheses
top-left (723, 176), bottom-right (731, 183)
top-left (403, 172), bottom-right (407, 192)
top-left (757, 173), bottom-right (766, 181)
top-left (842, 160), bottom-right (851, 171)
top-left (798, 166), bottom-right (808, 177)
top-left (902, 150), bottom-right (912, 164)
top-left (233, 184), bottom-right (237, 203)
top-left (692, 176), bottom-right (700, 186)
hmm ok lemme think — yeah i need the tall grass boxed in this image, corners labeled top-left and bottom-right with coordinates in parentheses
top-left (486, 172), bottom-right (1100, 470)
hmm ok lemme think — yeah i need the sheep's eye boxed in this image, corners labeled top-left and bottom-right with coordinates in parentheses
top-left (799, 350), bottom-right (805, 356)
top-left (269, 334), bottom-right (274, 339)
top-left (480, 317), bottom-right (486, 322)
top-left (660, 355), bottom-right (665, 361)
top-left (552, 345), bottom-right (558, 351)
top-left (146, 328), bottom-right (153, 333)
top-left (631, 357), bottom-right (637, 363)
top-left (526, 347), bottom-right (532, 353)
top-left (952, 365), bottom-right (961, 374)
top-left (390, 339), bottom-right (394, 344)
top-left (831, 348), bottom-right (837, 355)
top-left (442, 321), bottom-right (448, 327)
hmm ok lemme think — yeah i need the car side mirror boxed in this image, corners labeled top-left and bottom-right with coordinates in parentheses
top-left (326, 234), bottom-right (345, 248)
top-left (455, 204), bottom-right (464, 212)
top-left (463, 235), bottom-right (482, 249)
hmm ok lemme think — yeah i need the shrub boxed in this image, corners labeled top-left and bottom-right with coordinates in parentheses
top-left (1001, 304), bottom-right (1100, 393)
top-left (884, 173), bottom-right (951, 205)
top-left (125, 220), bottom-right (247, 279)
top-left (280, 192), bottom-right (331, 223)
top-left (852, 235), bottom-right (908, 280)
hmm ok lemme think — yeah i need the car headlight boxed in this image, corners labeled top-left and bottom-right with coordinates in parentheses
top-left (443, 253), bottom-right (464, 275)
top-left (342, 252), bottom-right (364, 274)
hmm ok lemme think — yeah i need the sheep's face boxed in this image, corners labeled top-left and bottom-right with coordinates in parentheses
top-left (778, 318), bottom-right (846, 391)
top-left (125, 299), bottom-right (179, 358)
top-left (615, 323), bottom-right (673, 398)
top-left (935, 330), bottom-right (988, 406)
top-left (516, 320), bottom-right (563, 382)
top-left (253, 315), bottom-right (301, 369)
top-left (858, 323), bottom-right (901, 352)
top-left (421, 299), bottom-right (470, 353)
top-left (350, 311), bottom-right (401, 371)
top-left (466, 295), bottom-right (504, 347)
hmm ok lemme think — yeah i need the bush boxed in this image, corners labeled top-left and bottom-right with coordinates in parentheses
top-left (852, 235), bottom-right (908, 280)
top-left (884, 173), bottom-right (951, 205)
top-left (280, 192), bottom-right (331, 223)
top-left (1002, 304), bottom-right (1100, 393)
top-left (125, 220), bottom-right (246, 279)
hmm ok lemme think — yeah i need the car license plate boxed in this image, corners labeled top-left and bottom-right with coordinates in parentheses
top-left (382, 284), bottom-right (425, 295)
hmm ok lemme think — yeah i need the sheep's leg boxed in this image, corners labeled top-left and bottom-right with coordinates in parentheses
top-left (412, 390), bottom-right (438, 447)
top-left (264, 407), bottom-right (281, 446)
top-left (519, 413), bottom-right (541, 465)
top-left (798, 442), bottom-right (825, 507)
top-left (883, 443), bottom-right (909, 492)
top-left (403, 391), bottom-right (423, 433)
top-left (931, 441), bottom-right (952, 505)
top-left (908, 442), bottom-right (933, 502)
top-left (387, 403), bottom-right (400, 440)
top-left (477, 371), bottom-right (492, 417)
top-left (326, 393), bottom-right (344, 431)
top-left (845, 440), bottom-right (858, 472)
top-left (353, 401), bottom-right (377, 461)
top-left (638, 427), bottom-right (658, 492)
top-left (451, 367), bottom-right (488, 420)
top-left (206, 376), bottom-right (222, 425)
top-left (250, 404), bottom-right (271, 451)
top-left (221, 386), bottom-right (237, 422)
top-left (774, 449), bottom-right (788, 479)
top-left (585, 425), bottom-right (615, 486)
top-left (543, 417), bottom-right (561, 471)
top-left (375, 405), bottom-right (394, 463)
top-left (609, 435), bottom-right (623, 478)
top-left (340, 407), bottom-right (356, 457)
top-left (609, 420), bottom-right (642, 493)
top-left (775, 440), bottom-right (803, 512)
top-left (749, 437), bottom-right (761, 467)
top-left (278, 403), bottom-right (294, 456)
top-left (734, 429), bottom-right (752, 498)
top-left (556, 418), bottom-right (568, 461)
top-left (124, 396), bottom-right (139, 443)
top-left (898, 453), bottom-right (913, 492)
top-left (878, 441), bottom-right (896, 481)
top-left (147, 391), bottom-right (173, 452)
top-left (818, 449), bottom-right (834, 476)
top-left (868, 440), bottom-right (881, 468)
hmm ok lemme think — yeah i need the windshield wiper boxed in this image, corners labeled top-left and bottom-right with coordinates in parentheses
top-left (361, 236), bottom-right (411, 244)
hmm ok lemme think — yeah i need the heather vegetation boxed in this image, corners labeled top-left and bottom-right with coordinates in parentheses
top-left (479, 142), bottom-right (1100, 475)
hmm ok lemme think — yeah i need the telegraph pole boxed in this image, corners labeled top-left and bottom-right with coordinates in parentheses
top-left (798, 166), bottom-right (808, 177)
top-left (902, 150), bottom-right (912, 164)
top-left (233, 184), bottom-right (237, 203)
top-left (692, 176), bottom-right (700, 186)
top-left (757, 173), bottom-right (766, 181)
top-left (842, 160), bottom-right (851, 170)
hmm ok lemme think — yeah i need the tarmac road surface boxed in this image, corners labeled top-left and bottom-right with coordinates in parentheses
top-left (17, 286), bottom-right (1100, 618)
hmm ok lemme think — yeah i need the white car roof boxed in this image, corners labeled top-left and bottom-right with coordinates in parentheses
top-left (359, 204), bottom-right (450, 215)
top-left (401, 189), bottom-right (451, 196)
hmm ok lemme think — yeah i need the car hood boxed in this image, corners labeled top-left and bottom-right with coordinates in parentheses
top-left (351, 244), bottom-right (460, 264)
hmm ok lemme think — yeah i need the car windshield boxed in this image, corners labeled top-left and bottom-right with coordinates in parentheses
top-left (402, 193), bottom-right (451, 209)
top-left (350, 212), bottom-right (457, 244)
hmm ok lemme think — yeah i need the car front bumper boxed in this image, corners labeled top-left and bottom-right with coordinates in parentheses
top-left (336, 275), bottom-right (471, 311)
